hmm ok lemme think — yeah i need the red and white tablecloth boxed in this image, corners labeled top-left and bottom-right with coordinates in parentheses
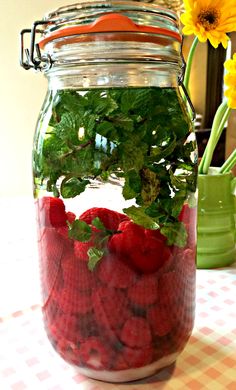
top-left (0, 263), bottom-right (236, 390)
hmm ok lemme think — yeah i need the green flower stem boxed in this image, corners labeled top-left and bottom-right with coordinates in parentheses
top-left (198, 101), bottom-right (231, 174)
top-left (219, 149), bottom-right (236, 173)
top-left (183, 36), bottom-right (199, 93)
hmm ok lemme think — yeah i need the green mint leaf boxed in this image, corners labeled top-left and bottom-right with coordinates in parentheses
top-left (122, 169), bottom-right (141, 200)
top-left (91, 92), bottom-right (118, 116)
top-left (160, 222), bottom-right (187, 247)
top-left (87, 247), bottom-right (104, 271)
top-left (92, 217), bottom-right (106, 231)
top-left (119, 140), bottom-right (146, 171)
top-left (123, 206), bottom-right (159, 230)
top-left (97, 121), bottom-right (117, 140)
top-left (68, 219), bottom-right (92, 242)
top-left (61, 177), bottom-right (90, 198)
top-left (110, 113), bottom-right (134, 132)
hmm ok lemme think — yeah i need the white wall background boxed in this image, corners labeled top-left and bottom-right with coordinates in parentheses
top-left (0, 0), bottom-right (73, 198)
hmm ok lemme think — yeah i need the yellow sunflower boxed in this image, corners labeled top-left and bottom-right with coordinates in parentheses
top-left (224, 53), bottom-right (236, 109)
top-left (181, 0), bottom-right (236, 48)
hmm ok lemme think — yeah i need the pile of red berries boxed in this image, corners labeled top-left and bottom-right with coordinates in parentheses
top-left (36, 196), bottom-right (196, 371)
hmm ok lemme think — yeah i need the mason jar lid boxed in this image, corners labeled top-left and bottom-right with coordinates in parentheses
top-left (20, 0), bottom-right (182, 71)
top-left (39, 1), bottom-right (181, 48)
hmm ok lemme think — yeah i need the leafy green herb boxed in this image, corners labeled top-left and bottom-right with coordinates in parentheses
top-left (33, 87), bottom-right (197, 248)
top-left (123, 206), bottom-right (160, 230)
top-left (87, 248), bottom-right (104, 271)
top-left (68, 220), bottom-right (92, 242)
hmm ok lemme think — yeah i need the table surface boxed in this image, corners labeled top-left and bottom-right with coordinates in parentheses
top-left (0, 198), bottom-right (236, 390)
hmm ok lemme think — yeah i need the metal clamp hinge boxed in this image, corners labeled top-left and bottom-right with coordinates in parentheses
top-left (20, 21), bottom-right (54, 71)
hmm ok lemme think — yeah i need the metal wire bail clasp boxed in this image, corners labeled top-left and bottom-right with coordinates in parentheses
top-left (178, 37), bottom-right (196, 121)
top-left (20, 21), bottom-right (54, 71)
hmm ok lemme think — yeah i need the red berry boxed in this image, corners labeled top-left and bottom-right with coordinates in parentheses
top-left (120, 317), bottom-right (152, 348)
top-left (93, 287), bottom-right (130, 333)
top-left (109, 221), bottom-right (171, 273)
top-left (39, 227), bottom-right (64, 298)
top-left (158, 271), bottom-right (182, 307)
top-left (128, 274), bottom-right (158, 307)
top-left (147, 305), bottom-right (173, 337)
top-left (79, 337), bottom-right (111, 369)
top-left (62, 252), bottom-right (95, 292)
top-left (74, 225), bottom-right (99, 261)
top-left (66, 211), bottom-right (76, 223)
top-left (121, 345), bottom-right (153, 368)
top-left (55, 288), bottom-right (92, 315)
top-left (97, 253), bottom-right (137, 289)
top-left (36, 196), bottom-right (67, 228)
top-left (79, 207), bottom-right (129, 231)
top-left (50, 313), bottom-right (83, 344)
top-left (108, 220), bottom-right (145, 254)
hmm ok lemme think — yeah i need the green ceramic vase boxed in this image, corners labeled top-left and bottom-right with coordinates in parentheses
top-left (197, 167), bottom-right (236, 268)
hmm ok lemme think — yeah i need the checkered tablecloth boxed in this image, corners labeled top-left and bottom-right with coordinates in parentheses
top-left (0, 263), bottom-right (236, 390)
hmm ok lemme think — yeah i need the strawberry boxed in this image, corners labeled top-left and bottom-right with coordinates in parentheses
top-left (120, 317), bottom-right (152, 348)
top-left (109, 221), bottom-right (172, 273)
top-left (79, 207), bottom-right (129, 231)
top-left (36, 196), bottom-right (67, 228)
top-left (127, 274), bottom-right (158, 307)
top-left (97, 253), bottom-right (137, 289)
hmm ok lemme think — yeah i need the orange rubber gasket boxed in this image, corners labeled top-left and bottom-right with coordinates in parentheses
top-left (39, 13), bottom-right (181, 48)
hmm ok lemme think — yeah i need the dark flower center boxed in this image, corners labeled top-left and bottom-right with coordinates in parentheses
top-left (198, 8), bottom-right (221, 31)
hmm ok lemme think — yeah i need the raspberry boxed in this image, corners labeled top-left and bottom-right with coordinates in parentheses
top-left (93, 287), bottom-right (130, 337)
top-left (78, 312), bottom-right (98, 339)
top-left (147, 305), bottom-right (173, 337)
top-left (36, 196), bottom-right (67, 228)
top-left (79, 207), bottom-right (129, 231)
top-left (50, 313), bottom-right (83, 344)
top-left (109, 221), bottom-right (171, 273)
top-left (56, 212), bottom-right (76, 241)
top-left (74, 225), bottom-right (99, 261)
top-left (66, 211), bottom-right (76, 223)
top-left (62, 252), bottom-right (96, 292)
top-left (127, 274), bottom-right (158, 307)
top-left (79, 337), bottom-right (112, 370)
top-left (158, 271), bottom-right (182, 307)
top-left (120, 317), bottom-right (152, 348)
top-left (108, 220), bottom-right (145, 254)
top-left (39, 227), bottom-right (64, 298)
top-left (97, 253), bottom-right (137, 289)
top-left (175, 248), bottom-right (196, 281)
top-left (55, 288), bottom-right (92, 315)
top-left (120, 345), bottom-right (153, 368)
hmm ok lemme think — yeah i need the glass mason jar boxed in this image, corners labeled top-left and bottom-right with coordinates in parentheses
top-left (21, 0), bottom-right (197, 383)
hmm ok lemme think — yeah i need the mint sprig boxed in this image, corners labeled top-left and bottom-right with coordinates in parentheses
top-left (33, 87), bottom-right (197, 248)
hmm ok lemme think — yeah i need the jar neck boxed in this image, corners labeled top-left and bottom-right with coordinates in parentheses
top-left (46, 63), bottom-right (181, 90)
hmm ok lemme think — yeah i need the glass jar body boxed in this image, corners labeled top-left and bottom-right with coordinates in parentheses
top-left (33, 63), bottom-right (197, 382)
